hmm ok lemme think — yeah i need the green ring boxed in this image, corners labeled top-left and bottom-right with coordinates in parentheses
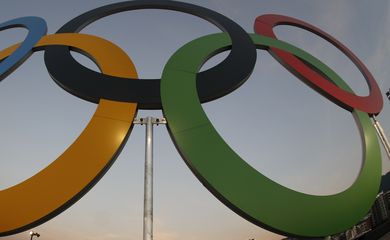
top-left (161, 33), bottom-right (381, 237)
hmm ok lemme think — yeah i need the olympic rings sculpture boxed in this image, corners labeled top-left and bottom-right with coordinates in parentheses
top-left (0, 0), bottom-right (383, 238)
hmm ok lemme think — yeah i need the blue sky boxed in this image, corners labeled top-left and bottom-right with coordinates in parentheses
top-left (0, 0), bottom-right (389, 240)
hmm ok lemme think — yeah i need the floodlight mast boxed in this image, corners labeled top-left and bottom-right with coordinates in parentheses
top-left (29, 231), bottom-right (40, 240)
top-left (372, 115), bottom-right (390, 161)
top-left (369, 90), bottom-right (390, 161)
top-left (133, 117), bottom-right (167, 240)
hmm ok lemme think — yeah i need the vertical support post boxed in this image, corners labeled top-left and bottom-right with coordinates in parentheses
top-left (144, 116), bottom-right (153, 240)
top-left (133, 117), bottom-right (166, 240)
top-left (372, 115), bottom-right (390, 161)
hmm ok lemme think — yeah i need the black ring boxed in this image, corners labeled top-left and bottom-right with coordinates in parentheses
top-left (44, 0), bottom-right (256, 109)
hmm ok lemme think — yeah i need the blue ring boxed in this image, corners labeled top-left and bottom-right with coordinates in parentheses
top-left (0, 17), bottom-right (47, 78)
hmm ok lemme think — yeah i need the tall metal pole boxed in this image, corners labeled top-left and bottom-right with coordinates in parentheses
top-left (133, 117), bottom-right (166, 240)
top-left (144, 117), bottom-right (153, 240)
top-left (372, 115), bottom-right (390, 161)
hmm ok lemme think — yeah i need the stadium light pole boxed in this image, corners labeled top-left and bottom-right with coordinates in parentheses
top-left (133, 117), bottom-right (167, 240)
top-left (29, 231), bottom-right (40, 240)
top-left (371, 89), bottom-right (390, 161)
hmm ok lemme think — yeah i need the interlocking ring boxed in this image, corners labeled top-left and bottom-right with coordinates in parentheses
top-left (255, 14), bottom-right (383, 115)
top-left (0, 17), bottom-right (46, 78)
top-left (0, 1), bottom-right (384, 238)
top-left (43, 0), bottom-right (257, 109)
top-left (0, 33), bottom-right (138, 236)
top-left (161, 33), bottom-right (381, 237)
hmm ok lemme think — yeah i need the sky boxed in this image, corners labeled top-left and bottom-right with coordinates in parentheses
top-left (0, 0), bottom-right (389, 240)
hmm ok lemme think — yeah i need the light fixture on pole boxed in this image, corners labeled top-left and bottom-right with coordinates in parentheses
top-left (29, 231), bottom-right (40, 240)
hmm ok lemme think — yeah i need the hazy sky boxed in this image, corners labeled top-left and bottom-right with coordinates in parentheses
top-left (0, 0), bottom-right (389, 240)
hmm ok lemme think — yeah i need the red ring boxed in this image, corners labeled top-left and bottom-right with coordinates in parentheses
top-left (254, 14), bottom-right (383, 115)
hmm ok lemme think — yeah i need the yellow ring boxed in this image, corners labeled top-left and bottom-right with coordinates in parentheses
top-left (0, 33), bottom-right (137, 235)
